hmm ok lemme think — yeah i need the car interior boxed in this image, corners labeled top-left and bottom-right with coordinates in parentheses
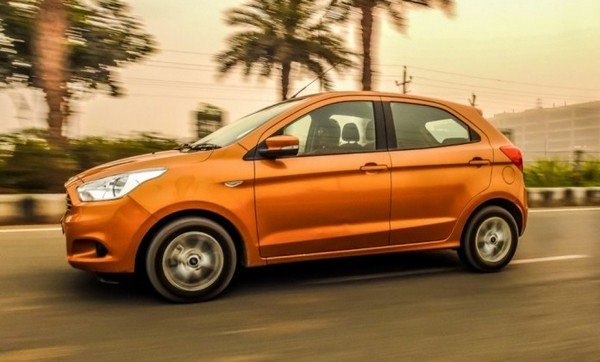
top-left (283, 102), bottom-right (376, 155)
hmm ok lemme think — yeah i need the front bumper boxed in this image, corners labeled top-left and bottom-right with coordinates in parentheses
top-left (62, 191), bottom-right (155, 273)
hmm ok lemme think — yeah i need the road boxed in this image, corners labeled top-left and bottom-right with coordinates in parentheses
top-left (0, 208), bottom-right (599, 361)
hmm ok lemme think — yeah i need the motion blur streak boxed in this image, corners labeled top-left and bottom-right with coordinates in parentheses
top-left (511, 254), bottom-right (591, 264)
top-left (0, 208), bottom-right (598, 359)
top-left (0, 227), bottom-right (62, 233)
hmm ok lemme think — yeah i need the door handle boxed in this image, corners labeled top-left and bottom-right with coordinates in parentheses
top-left (468, 157), bottom-right (491, 166)
top-left (360, 162), bottom-right (388, 173)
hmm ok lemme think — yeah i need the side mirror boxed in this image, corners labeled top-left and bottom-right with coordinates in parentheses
top-left (258, 135), bottom-right (299, 159)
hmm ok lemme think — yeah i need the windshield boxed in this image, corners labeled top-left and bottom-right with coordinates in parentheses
top-left (191, 98), bottom-right (306, 148)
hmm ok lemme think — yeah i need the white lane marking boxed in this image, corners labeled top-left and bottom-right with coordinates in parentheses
top-left (530, 207), bottom-right (600, 213)
top-left (0, 227), bottom-right (61, 233)
top-left (305, 254), bottom-right (592, 285)
top-left (511, 254), bottom-right (591, 264)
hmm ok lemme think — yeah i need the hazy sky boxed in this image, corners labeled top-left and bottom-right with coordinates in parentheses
top-left (1, 0), bottom-right (599, 139)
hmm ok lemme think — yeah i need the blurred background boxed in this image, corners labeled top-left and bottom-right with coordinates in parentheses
top-left (0, 0), bottom-right (599, 199)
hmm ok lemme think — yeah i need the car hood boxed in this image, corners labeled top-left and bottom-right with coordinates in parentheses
top-left (66, 150), bottom-right (213, 187)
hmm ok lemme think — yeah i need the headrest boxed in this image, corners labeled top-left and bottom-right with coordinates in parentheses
top-left (365, 120), bottom-right (375, 141)
top-left (342, 123), bottom-right (360, 142)
top-left (316, 118), bottom-right (341, 139)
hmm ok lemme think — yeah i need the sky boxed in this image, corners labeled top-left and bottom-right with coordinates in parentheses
top-left (1, 0), bottom-right (599, 139)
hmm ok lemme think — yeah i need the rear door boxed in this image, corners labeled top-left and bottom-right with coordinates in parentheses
top-left (382, 98), bottom-right (493, 245)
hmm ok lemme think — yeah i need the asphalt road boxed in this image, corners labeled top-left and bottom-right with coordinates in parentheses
top-left (1, 208), bottom-right (599, 361)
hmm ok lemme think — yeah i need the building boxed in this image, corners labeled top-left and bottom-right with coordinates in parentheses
top-left (194, 103), bottom-right (224, 139)
top-left (488, 101), bottom-right (600, 161)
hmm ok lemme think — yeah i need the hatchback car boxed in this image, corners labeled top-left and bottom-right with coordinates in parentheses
top-left (63, 91), bottom-right (527, 302)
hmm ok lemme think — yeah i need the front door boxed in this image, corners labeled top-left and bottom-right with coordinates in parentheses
top-left (254, 99), bottom-right (391, 257)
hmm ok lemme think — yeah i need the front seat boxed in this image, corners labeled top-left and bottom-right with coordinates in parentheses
top-left (340, 123), bottom-right (363, 151)
top-left (309, 118), bottom-right (341, 154)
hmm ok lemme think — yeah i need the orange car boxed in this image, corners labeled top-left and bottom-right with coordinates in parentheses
top-left (63, 91), bottom-right (527, 302)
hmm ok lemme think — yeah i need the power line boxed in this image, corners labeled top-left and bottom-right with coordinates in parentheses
top-left (378, 63), bottom-right (600, 92)
top-left (140, 55), bottom-right (600, 95)
top-left (413, 80), bottom-right (594, 103)
top-left (411, 76), bottom-right (598, 100)
top-left (128, 93), bottom-right (274, 102)
top-left (129, 62), bottom-right (600, 101)
top-left (409, 82), bottom-right (576, 107)
top-left (124, 76), bottom-right (278, 90)
top-left (160, 49), bottom-right (214, 56)
top-left (147, 47), bottom-right (600, 92)
top-left (146, 60), bottom-right (214, 68)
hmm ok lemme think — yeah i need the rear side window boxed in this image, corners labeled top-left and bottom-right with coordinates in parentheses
top-left (389, 102), bottom-right (478, 150)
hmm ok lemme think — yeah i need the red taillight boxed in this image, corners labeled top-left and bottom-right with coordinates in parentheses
top-left (500, 145), bottom-right (523, 172)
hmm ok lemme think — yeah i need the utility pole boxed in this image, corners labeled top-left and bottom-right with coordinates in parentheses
top-left (468, 93), bottom-right (477, 107)
top-left (395, 66), bottom-right (412, 94)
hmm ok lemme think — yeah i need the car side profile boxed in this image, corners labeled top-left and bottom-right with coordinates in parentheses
top-left (62, 91), bottom-right (527, 302)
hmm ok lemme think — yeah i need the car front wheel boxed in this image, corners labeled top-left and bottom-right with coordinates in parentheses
top-left (145, 217), bottom-right (237, 302)
top-left (459, 206), bottom-right (518, 272)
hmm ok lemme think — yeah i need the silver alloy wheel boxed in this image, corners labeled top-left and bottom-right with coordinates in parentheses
top-left (162, 231), bottom-right (224, 292)
top-left (475, 216), bottom-right (512, 263)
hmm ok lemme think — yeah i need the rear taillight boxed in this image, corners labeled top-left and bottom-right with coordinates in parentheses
top-left (500, 145), bottom-right (523, 172)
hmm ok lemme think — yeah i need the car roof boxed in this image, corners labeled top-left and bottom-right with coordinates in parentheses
top-left (299, 91), bottom-right (477, 114)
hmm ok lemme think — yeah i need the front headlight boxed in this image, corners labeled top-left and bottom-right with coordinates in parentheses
top-left (77, 168), bottom-right (166, 202)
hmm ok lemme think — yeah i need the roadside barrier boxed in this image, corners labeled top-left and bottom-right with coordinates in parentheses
top-left (527, 187), bottom-right (600, 207)
top-left (1, 188), bottom-right (599, 225)
top-left (0, 194), bottom-right (65, 225)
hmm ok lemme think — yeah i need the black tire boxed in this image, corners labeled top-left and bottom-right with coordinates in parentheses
top-left (459, 206), bottom-right (518, 272)
top-left (145, 217), bottom-right (237, 302)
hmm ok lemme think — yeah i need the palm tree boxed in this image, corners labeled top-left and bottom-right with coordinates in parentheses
top-left (34, 0), bottom-right (69, 140)
top-left (331, 0), bottom-right (454, 91)
top-left (216, 0), bottom-right (353, 100)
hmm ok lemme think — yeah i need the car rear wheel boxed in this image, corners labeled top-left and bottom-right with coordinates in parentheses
top-left (459, 206), bottom-right (518, 272)
top-left (145, 217), bottom-right (237, 302)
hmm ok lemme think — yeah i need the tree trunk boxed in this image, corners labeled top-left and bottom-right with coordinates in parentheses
top-left (359, 2), bottom-right (375, 91)
top-left (280, 61), bottom-right (291, 100)
top-left (34, 0), bottom-right (69, 140)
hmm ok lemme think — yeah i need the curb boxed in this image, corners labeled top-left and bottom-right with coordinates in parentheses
top-left (0, 194), bottom-right (65, 225)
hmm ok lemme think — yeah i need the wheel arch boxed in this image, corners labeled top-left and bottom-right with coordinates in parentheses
top-left (135, 209), bottom-right (248, 274)
top-left (462, 198), bottom-right (524, 244)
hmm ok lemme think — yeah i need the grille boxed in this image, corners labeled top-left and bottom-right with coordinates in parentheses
top-left (66, 194), bottom-right (72, 213)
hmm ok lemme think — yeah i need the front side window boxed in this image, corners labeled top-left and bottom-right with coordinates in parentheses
top-left (390, 102), bottom-right (477, 150)
top-left (279, 101), bottom-right (377, 156)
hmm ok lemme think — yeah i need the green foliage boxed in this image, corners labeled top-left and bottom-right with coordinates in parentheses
top-left (216, 0), bottom-right (353, 99)
top-left (69, 133), bottom-right (178, 171)
top-left (0, 0), bottom-right (155, 97)
top-left (0, 130), bottom-right (178, 193)
top-left (524, 159), bottom-right (600, 187)
top-left (579, 160), bottom-right (600, 187)
top-left (524, 160), bottom-right (572, 187)
top-left (0, 129), bottom-right (77, 193)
